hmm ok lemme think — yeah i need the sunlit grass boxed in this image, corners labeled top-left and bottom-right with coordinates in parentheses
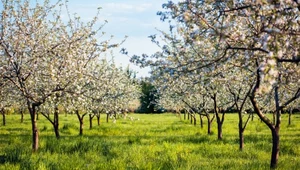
top-left (0, 113), bottom-right (299, 169)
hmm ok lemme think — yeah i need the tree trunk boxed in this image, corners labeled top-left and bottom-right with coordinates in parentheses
top-left (270, 84), bottom-right (281, 169)
top-left (28, 104), bottom-right (39, 152)
top-left (106, 113), bottom-right (109, 123)
top-left (215, 111), bottom-right (225, 140)
top-left (89, 114), bottom-right (94, 129)
top-left (213, 94), bottom-right (224, 140)
top-left (20, 110), bottom-right (24, 123)
top-left (217, 118), bottom-right (223, 140)
top-left (97, 114), bottom-right (100, 126)
top-left (206, 115), bottom-right (212, 135)
top-left (199, 114), bottom-right (203, 128)
top-left (53, 106), bottom-right (60, 139)
top-left (238, 110), bottom-right (244, 150)
top-left (271, 128), bottom-right (280, 169)
top-left (239, 124), bottom-right (244, 150)
top-left (193, 115), bottom-right (196, 126)
top-left (79, 119), bottom-right (83, 135)
top-left (76, 110), bottom-right (85, 136)
top-left (2, 110), bottom-right (6, 126)
top-left (288, 109), bottom-right (292, 126)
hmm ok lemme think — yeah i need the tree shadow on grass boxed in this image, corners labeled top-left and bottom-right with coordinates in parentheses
top-left (0, 155), bottom-right (5, 164)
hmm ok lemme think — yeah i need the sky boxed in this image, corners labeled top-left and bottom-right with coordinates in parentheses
top-left (63, 0), bottom-right (176, 77)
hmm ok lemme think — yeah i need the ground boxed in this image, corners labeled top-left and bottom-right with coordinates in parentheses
top-left (0, 113), bottom-right (299, 169)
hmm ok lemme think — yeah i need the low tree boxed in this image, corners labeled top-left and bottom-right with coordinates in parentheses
top-left (131, 0), bottom-right (299, 168)
top-left (0, 0), bottom-right (114, 151)
top-left (138, 80), bottom-right (159, 113)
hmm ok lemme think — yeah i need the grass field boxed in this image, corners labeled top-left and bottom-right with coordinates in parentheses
top-left (0, 113), bottom-right (299, 170)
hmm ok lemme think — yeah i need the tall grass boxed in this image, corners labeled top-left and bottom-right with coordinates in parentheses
top-left (0, 113), bottom-right (299, 169)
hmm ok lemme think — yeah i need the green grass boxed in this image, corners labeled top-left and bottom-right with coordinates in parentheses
top-left (0, 113), bottom-right (299, 170)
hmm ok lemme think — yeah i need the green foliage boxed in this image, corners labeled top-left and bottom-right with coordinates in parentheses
top-left (0, 113), bottom-right (299, 169)
top-left (138, 80), bottom-right (160, 113)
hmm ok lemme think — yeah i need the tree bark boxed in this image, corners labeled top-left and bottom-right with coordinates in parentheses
top-left (271, 128), bottom-right (280, 169)
top-left (217, 117), bottom-right (223, 140)
top-left (199, 114), bottom-right (203, 128)
top-left (53, 106), bottom-right (60, 139)
top-left (79, 120), bottom-right (83, 135)
top-left (28, 103), bottom-right (39, 152)
top-left (1, 109), bottom-right (6, 126)
top-left (206, 115), bottom-right (212, 135)
top-left (89, 114), bottom-right (95, 129)
top-left (239, 128), bottom-right (244, 150)
top-left (97, 114), bottom-right (100, 126)
top-left (270, 84), bottom-right (281, 169)
top-left (76, 110), bottom-right (87, 136)
top-left (106, 113), bottom-right (109, 123)
top-left (212, 93), bottom-right (224, 140)
top-left (20, 110), bottom-right (24, 123)
top-left (288, 109), bottom-right (292, 126)
top-left (249, 76), bottom-right (281, 168)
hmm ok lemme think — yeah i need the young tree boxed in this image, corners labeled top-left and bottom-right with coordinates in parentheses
top-left (0, 0), bottom-right (113, 151)
top-left (156, 1), bottom-right (300, 168)
top-left (130, 0), bottom-right (299, 168)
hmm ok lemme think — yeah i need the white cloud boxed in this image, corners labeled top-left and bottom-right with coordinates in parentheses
top-left (59, 0), bottom-right (175, 77)
top-left (102, 3), bottom-right (153, 13)
top-left (136, 3), bottom-right (153, 12)
top-left (104, 3), bottom-right (134, 12)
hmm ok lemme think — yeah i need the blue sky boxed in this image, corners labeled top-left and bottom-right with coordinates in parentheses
top-left (64, 0), bottom-right (177, 77)
top-left (0, 0), bottom-right (178, 76)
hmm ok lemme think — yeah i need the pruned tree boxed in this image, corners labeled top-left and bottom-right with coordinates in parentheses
top-left (130, 0), bottom-right (300, 168)
top-left (0, 0), bottom-right (115, 151)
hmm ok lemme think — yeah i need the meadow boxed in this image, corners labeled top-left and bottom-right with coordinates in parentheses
top-left (0, 113), bottom-right (299, 170)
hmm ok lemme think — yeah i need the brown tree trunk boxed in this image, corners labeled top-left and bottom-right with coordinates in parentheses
top-left (217, 118), bottom-right (223, 140)
top-left (106, 113), bottom-right (109, 123)
top-left (238, 111), bottom-right (244, 150)
top-left (191, 114), bottom-right (196, 126)
top-left (89, 114), bottom-right (95, 129)
top-left (97, 114), bottom-right (100, 126)
top-left (199, 114), bottom-right (203, 128)
top-left (1, 109), bottom-right (6, 126)
top-left (20, 110), bottom-right (24, 123)
top-left (213, 94), bottom-right (224, 140)
top-left (76, 110), bottom-right (87, 136)
top-left (288, 109), bottom-right (292, 126)
top-left (79, 119), bottom-right (83, 135)
top-left (206, 115), bottom-right (212, 135)
top-left (28, 104), bottom-right (39, 152)
top-left (270, 84), bottom-right (281, 169)
top-left (53, 106), bottom-right (60, 139)
top-left (239, 128), bottom-right (244, 150)
top-left (271, 128), bottom-right (280, 169)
